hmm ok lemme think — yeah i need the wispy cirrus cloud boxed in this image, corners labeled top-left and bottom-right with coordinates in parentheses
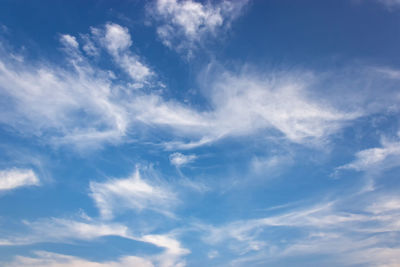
top-left (89, 168), bottom-right (177, 219)
top-left (0, 216), bottom-right (132, 246)
top-left (337, 135), bottom-right (400, 172)
top-left (4, 247), bottom-right (189, 267)
top-left (149, 0), bottom-right (249, 56)
top-left (197, 192), bottom-right (400, 266)
top-left (0, 22), bottom-right (154, 149)
top-left (0, 39), bottom-right (129, 148)
top-left (0, 165), bottom-right (187, 267)
top-left (2, 2), bottom-right (400, 267)
top-left (0, 215), bottom-right (189, 267)
top-left (4, 251), bottom-right (155, 267)
top-left (2, 233), bottom-right (188, 267)
top-left (0, 47), bottom-right (385, 151)
top-left (162, 69), bottom-right (361, 149)
top-left (0, 168), bottom-right (39, 191)
top-left (1, 23), bottom-right (399, 153)
top-left (161, 65), bottom-right (400, 149)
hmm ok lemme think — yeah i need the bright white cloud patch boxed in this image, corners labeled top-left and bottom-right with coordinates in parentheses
top-left (150, 0), bottom-right (249, 55)
top-left (0, 23), bottom-right (153, 149)
top-left (60, 34), bottom-right (79, 49)
top-left (0, 44), bottom-right (128, 148)
top-left (156, 70), bottom-right (360, 149)
top-left (141, 234), bottom-right (190, 267)
top-left (169, 152), bottom-right (196, 167)
top-left (207, 72), bottom-right (358, 144)
top-left (90, 169), bottom-right (177, 219)
top-left (337, 137), bottom-right (400, 171)
top-left (92, 23), bottom-right (153, 82)
top-left (0, 168), bottom-right (39, 190)
top-left (101, 23), bottom-right (132, 52)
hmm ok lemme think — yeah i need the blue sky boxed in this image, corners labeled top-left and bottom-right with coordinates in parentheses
top-left (0, 0), bottom-right (400, 266)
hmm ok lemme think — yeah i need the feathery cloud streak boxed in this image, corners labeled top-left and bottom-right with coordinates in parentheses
top-left (90, 169), bottom-right (177, 219)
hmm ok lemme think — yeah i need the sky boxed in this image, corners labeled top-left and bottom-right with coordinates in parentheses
top-left (0, 0), bottom-right (400, 266)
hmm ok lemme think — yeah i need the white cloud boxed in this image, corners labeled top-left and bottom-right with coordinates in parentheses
top-left (367, 197), bottom-right (400, 214)
top-left (202, 202), bottom-right (366, 246)
top-left (92, 23), bottom-right (152, 82)
top-left (141, 234), bottom-right (190, 267)
top-left (0, 217), bottom-right (133, 246)
top-left (0, 168), bottom-right (39, 191)
top-left (89, 168), bottom-right (177, 219)
top-left (0, 44), bottom-right (128, 148)
top-left (132, 94), bottom-right (210, 129)
top-left (150, 0), bottom-right (249, 55)
top-left (169, 152), bottom-right (196, 167)
top-left (207, 72), bottom-right (358, 144)
top-left (1, 25), bottom-right (397, 152)
top-left (4, 247), bottom-right (189, 267)
top-left (101, 23), bottom-right (132, 53)
top-left (27, 218), bottom-right (132, 242)
top-left (197, 193), bottom-right (400, 266)
top-left (155, 70), bottom-right (360, 149)
top-left (0, 46), bottom-right (380, 151)
top-left (0, 24), bottom-right (199, 149)
top-left (81, 34), bottom-right (99, 57)
top-left (337, 137), bottom-right (400, 171)
top-left (4, 251), bottom-right (154, 267)
top-left (60, 34), bottom-right (79, 49)
top-left (0, 23), bottom-right (154, 149)
top-left (1, 217), bottom-right (189, 267)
